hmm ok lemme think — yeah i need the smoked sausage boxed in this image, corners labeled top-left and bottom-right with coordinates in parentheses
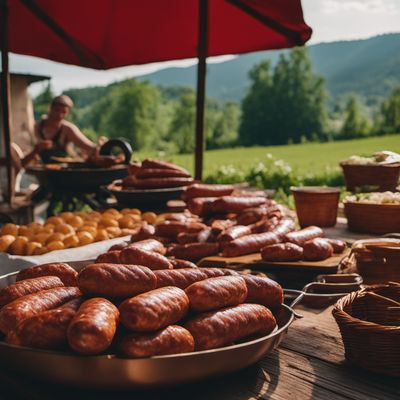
top-left (283, 226), bottom-right (324, 247)
top-left (119, 286), bottom-right (189, 332)
top-left (303, 238), bottom-right (334, 261)
top-left (185, 276), bottom-right (248, 312)
top-left (217, 225), bottom-right (251, 243)
top-left (185, 304), bottom-right (276, 351)
top-left (241, 275), bottom-right (283, 308)
top-left (261, 243), bottom-right (303, 262)
top-left (120, 325), bottom-right (194, 358)
top-left (119, 246), bottom-right (172, 270)
top-left (182, 184), bottom-right (234, 201)
top-left (167, 242), bottom-right (220, 262)
top-left (67, 298), bottom-right (119, 355)
top-left (77, 263), bottom-right (156, 298)
top-left (16, 263), bottom-right (78, 286)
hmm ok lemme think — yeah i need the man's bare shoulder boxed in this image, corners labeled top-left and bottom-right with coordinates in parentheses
top-left (61, 120), bottom-right (80, 134)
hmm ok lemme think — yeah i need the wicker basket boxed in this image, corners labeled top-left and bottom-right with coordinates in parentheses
top-left (340, 163), bottom-right (400, 192)
top-left (344, 201), bottom-right (400, 234)
top-left (291, 186), bottom-right (340, 228)
top-left (332, 283), bottom-right (400, 376)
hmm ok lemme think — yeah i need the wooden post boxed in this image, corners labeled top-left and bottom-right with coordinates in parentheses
top-left (194, 0), bottom-right (208, 181)
top-left (0, 0), bottom-right (14, 205)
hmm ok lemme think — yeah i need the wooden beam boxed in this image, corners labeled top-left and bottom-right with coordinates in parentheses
top-left (194, 0), bottom-right (208, 181)
top-left (0, 0), bottom-right (14, 204)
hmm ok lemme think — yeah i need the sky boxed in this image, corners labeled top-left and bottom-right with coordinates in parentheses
top-left (8, 0), bottom-right (400, 96)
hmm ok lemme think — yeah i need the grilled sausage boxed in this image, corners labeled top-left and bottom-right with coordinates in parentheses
top-left (185, 276), bottom-right (248, 312)
top-left (136, 168), bottom-right (191, 179)
top-left (167, 242), bottom-right (220, 262)
top-left (141, 159), bottom-right (189, 174)
top-left (187, 197), bottom-right (217, 216)
top-left (241, 275), bottom-right (283, 308)
top-left (221, 232), bottom-right (280, 257)
top-left (119, 325), bottom-right (195, 358)
top-left (119, 247), bottom-right (172, 270)
top-left (95, 250), bottom-right (121, 264)
top-left (325, 238), bottom-right (346, 253)
top-left (185, 304), bottom-right (276, 350)
top-left (237, 207), bottom-right (268, 225)
top-left (130, 224), bottom-right (155, 242)
top-left (67, 298), bottom-right (119, 355)
top-left (0, 287), bottom-right (81, 334)
top-left (155, 221), bottom-right (206, 238)
top-left (16, 263), bottom-right (78, 286)
top-left (182, 184), bottom-right (234, 201)
top-left (108, 242), bottom-right (128, 251)
top-left (129, 239), bottom-right (166, 255)
top-left (261, 243), bottom-right (303, 262)
top-left (210, 219), bottom-right (236, 235)
top-left (0, 276), bottom-right (64, 308)
top-left (6, 298), bottom-right (82, 349)
top-left (168, 258), bottom-right (198, 269)
top-left (211, 196), bottom-right (266, 214)
top-left (303, 238), bottom-right (334, 261)
top-left (218, 225), bottom-right (251, 243)
top-left (119, 287), bottom-right (189, 332)
top-left (123, 176), bottom-right (193, 189)
top-left (154, 268), bottom-right (237, 289)
top-left (283, 226), bottom-right (324, 247)
top-left (77, 264), bottom-right (156, 298)
top-left (271, 218), bottom-right (297, 238)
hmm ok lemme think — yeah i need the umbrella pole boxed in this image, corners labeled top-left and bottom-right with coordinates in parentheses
top-left (194, 0), bottom-right (208, 181)
top-left (0, 0), bottom-right (14, 205)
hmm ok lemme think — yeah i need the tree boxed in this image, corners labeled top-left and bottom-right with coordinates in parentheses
top-left (33, 82), bottom-right (54, 119)
top-left (340, 95), bottom-right (371, 139)
top-left (377, 86), bottom-right (400, 134)
top-left (239, 48), bottom-right (328, 145)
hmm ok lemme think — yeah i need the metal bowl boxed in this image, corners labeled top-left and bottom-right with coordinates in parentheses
top-left (0, 270), bottom-right (296, 389)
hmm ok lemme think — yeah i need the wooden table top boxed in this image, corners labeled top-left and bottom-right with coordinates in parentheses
top-left (0, 306), bottom-right (398, 400)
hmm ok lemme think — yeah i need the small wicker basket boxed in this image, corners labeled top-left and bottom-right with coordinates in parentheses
top-left (332, 283), bottom-right (400, 377)
top-left (340, 163), bottom-right (400, 192)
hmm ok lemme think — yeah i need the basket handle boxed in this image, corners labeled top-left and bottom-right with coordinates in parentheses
top-left (284, 289), bottom-right (304, 318)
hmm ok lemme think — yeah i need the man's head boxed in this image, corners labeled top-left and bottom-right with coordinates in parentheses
top-left (49, 95), bottom-right (74, 121)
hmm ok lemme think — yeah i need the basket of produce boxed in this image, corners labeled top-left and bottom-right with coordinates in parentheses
top-left (340, 151), bottom-right (400, 192)
top-left (343, 192), bottom-right (400, 234)
top-left (332, 282), bottom-right (400, 377)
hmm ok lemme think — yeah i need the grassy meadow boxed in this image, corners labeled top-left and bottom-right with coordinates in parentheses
top-left (136, 135), bottom-right (400, 177)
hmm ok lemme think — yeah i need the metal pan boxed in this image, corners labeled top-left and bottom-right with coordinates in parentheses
top-left (0, 270), bottom-right (297, 389)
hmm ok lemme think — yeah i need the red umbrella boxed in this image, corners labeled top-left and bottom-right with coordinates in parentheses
top-left (0, 0), bottom-right (311, 202)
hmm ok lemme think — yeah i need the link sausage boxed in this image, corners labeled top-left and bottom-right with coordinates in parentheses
top-left (0, 276), bottom-right (64, 308)
top-left (303, 238), bottom-right (334, 261)
top-left (0, 286), bottom-right (81, 334)
top-left (211, 196), bottom-right (266, 214)
top-left (67, 298), bottom-right (119, 355)
top-left (325, 238), bottom-right (346, 253)
top-left (119, 286), bottom-right (189, 332)
top-left (95, 250), bottom-right (121, 264)
top-left (77, 263), bottom-right (156, 298)
top-left (6, 298), bottom-right (82, 349)
top-left (16, 263), bottom-right (78, 286)
top-left (185, 304), bottom-right (276, 350)
top-left (221, 232), bottom-right (280, 257)
top-left (168, 258), bottom-right (198, 269)
top-left (261, 243), bottom-right (303, 262)
top-left (155, 221), bottom-right (206, 238)
top-left (154, 268), bottom-right (237, 289)
top-left (119, 325), bottom-right (195, 358)
top-left (185, 276), bottom-right (248, 312)
top-left (167, 242), bottom-right (220, 262)
top-left (283, 226), bottom-right (324, 246)
top-left (130, 224), bottom-right (155, 242)
top-left (241, 275), bottom-right (283, 308)
top-left (128, 239), bottom-right (166, 255)
top-left (136, 168), bottom-right (191, 179)
top-left (123, 176), bottom-right (193, 189)
top-left (187, 197), bottom-right (217, 216)
top-left (218, 225), bottom-right (251, 243)
top-left (119, 247), bottom-right (172, 270)
top-left (141, 159), bottom-right (189, 174)
top-left (182, 184), bottom-right (234, 201)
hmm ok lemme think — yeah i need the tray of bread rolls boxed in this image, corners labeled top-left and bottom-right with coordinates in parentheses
top-left (0, 252), bottom-right (296, 389)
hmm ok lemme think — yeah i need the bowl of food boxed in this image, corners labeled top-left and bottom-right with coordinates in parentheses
top-left (340, 151), bottom-right (400, 192)
top-left (343, 192), bottom-right (400, 234)
top-left (291, 186), bottom-right (341, 228)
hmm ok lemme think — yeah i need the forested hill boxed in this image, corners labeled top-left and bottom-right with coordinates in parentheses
top-left (135, 33), bottom-right (400, 103)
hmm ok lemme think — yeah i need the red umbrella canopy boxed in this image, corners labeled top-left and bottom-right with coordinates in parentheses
top-left (8, 0), bottom-right (312, 69)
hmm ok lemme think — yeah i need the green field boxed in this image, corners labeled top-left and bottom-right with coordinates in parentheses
top-left (136, 135), bottom-right (400, 176)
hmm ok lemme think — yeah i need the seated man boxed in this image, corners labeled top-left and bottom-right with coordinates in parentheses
top-left (22, 94), bottom-right (97, 167)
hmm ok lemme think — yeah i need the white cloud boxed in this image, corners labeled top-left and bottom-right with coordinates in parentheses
top-left (322, 0), bottom-right (398, 13)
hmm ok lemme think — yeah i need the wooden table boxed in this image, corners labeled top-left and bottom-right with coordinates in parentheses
top-left (0, 306), bottom-right (398, 400)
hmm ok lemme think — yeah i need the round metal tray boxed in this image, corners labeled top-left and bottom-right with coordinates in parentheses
top-left (0, 270), bottom-right (295, 389)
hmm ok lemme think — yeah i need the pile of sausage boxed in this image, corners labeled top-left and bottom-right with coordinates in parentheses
top-left (122, 159), bottom-right (194, 189)
top-left (0, 255), bottom-right (282, 357)
top-left (109, 183), bottom-right (346, 263)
